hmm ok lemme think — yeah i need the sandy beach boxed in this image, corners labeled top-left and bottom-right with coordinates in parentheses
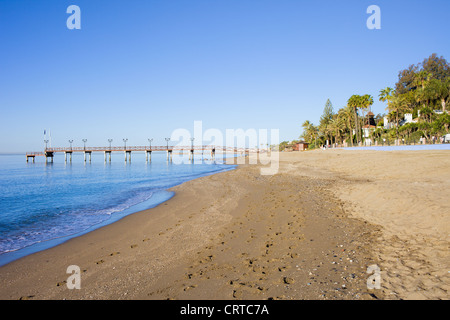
top-left (0, 149), bottom-right (448, 300)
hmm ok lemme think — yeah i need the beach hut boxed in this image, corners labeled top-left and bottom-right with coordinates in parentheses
top-left (294, 142), bottom-right (309, 151)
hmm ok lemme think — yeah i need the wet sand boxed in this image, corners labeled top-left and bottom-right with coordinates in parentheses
top-left (0, 149), bottom-right (448, 300)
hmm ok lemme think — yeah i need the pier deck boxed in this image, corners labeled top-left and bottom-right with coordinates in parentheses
top-left (26, 145), bottom-right (261, 163)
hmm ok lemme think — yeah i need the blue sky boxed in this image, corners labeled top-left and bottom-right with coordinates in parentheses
top-left (1, 0), bottom-right (449, 152)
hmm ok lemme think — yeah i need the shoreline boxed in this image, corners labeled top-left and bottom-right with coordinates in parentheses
top-left (0, 150), bottom-right (448, 300)
top-left (0, 190), bottom-right (176, 268)
top-left (0, 160), bottom-right (236, 268)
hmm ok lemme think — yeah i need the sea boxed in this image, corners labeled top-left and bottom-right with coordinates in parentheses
top-left (0, 152), bottom-right (235, 267)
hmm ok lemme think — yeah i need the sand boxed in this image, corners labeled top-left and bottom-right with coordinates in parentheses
top-left (277, 149), bottom-right (450, 300)
top-left (0, 149), bottom-right (448, 300)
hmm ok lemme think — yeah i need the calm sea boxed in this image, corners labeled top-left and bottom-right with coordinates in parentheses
top-left (0, 152), bottom-right (235, 266)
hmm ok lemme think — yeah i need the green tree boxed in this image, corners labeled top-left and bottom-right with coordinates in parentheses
top-left (395, 64), bottom-right (419, 95)
top-left (360, 94), bottom-right (374, 126)
top-left (421, 53), bottom-right (450, 81)
top-left (434, 113), bottom-right (450, 133)
top-left (319, 99), bottom-right (334, 146)
top-left (379, 87), bottom-right (395, 110)
top-left (425, 78), bottom-right (450, 112)
top-left (347, 95), bottom-right (362, 144)
top-left (389, 94), bottom-right (411, 141)
top-left (343, 105), bottom-right (355, 146)
top-left (301, 120), bottom-right (316, 144)
top-left (347, 95), bottom-right (373, 144)
top-left (395, 53), bottom-right (450, 95)
top-left (333, 108), bottom-right (348, 146)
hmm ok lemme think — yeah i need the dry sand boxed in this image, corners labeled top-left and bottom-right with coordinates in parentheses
top-left (0, 149), bottom-right (448, 300)
top-left (279, 149), bottom-right (450, 300)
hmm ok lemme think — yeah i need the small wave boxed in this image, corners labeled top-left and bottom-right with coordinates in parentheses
top-left (0, 191), bottom-right (157, 255)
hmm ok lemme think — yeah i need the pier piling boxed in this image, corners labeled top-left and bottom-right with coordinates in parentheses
top-left (166, 150), bottom-right (173, 162)
top-left (104, 151), bottom-right (112, 162)
top-left (84, 151), bottom-right (92, 163)
top-left (64, 151), bottom-right (73, 163)
top-left (45, 151), bottom-right (54, 163)
top-left (124, 151), bottom-right (131, 162)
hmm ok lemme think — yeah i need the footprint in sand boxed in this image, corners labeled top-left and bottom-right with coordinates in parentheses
top-left (283, 276), bottom-right (294, 284)
top-left (278, 265), bottom-right (290, 272)
top-left (183, 285), bottom-right (197, 291)
top-left (56, 280), bottom-right (67, 286)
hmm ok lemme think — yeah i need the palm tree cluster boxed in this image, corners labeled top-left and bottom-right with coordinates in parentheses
top-left (300, 54), bottom-right (450, 149)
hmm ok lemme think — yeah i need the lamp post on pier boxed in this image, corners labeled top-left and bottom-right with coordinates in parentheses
top-left (123, 138), bottom-right (130, 162)
top-left (106, 139), bottom-right (113, 163)
top-left (82, 139), bottom-right (91, 163)
top-left (165, 138), bottom-right (170, 149)
top-left (190, 138), bottom-right (195, 162)
top-left (44, 140), bottom-right (53, 163)
top-left (165, 138), bottom-right (171, 162)
top-left (146, 138), bottom-right (153, 163)
top-left (65, 140), bottom-right (74, 163)
top-left (148, 138), bottom-right (153, 150)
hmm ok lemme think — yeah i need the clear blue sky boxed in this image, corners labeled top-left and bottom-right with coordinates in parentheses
top-left (1, 0), bottom-right (449, 152)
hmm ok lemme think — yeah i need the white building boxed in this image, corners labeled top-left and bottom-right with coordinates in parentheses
top-left (384, 113), bottom-right (418, 129)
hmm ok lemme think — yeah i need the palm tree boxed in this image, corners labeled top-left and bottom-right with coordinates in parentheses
top-left (413, 70), bottom-right (432, 90)
top-left (301, 120), bottom-right (312, 132)
top-left (361, 94), bottom-right (374, 136)
top-left (342, 104), bottom-right (355, 146)
top-left (333, 111), bottom-right (342, 146)
top-left (413, 70), bottom-right (433, 109)
top-left (347, 94), bottom-right (373, 145)
top-left (301, 120), bottom-right (314, 143)
top-left (426, 78), bottom-right (449, 112)
top-left (328, 117), bottom-right (338, 147)
top-left (389, 94), bottom-right (410, 142)
top-left (347, 95), bottom-right (362, 144)
top-left (435, 113), bottom-right (450, 132)
top-left (379, 87), bottom-right (395, 108)
top-left (379, 87), bottom-right (395, 138)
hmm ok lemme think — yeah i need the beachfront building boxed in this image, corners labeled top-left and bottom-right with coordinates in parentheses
top-left (362, 112), bottom-right (377, 146)
top-left (384, 112), bottom-right (419, 129)
top-left (399, 113), bottom-right (418, 126)
top-left (293, 141), bottom-right (309, 151)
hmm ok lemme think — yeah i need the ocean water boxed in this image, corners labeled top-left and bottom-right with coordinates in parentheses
top-left (0, 152), bottom-right (235, 266)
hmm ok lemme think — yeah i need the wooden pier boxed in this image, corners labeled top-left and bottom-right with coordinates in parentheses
top-left (26, 152), bottom-right (45, 163)
top-left (26, 145), bottom-right (258, 163)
